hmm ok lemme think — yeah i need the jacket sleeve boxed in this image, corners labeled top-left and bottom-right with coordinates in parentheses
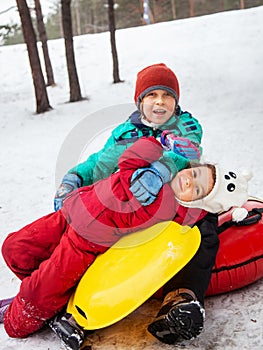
top-left (68, 123), bottom-right (128, 186)
top-left (159, 110), bottom-right (203, 176)
top-left (115, 137), bottom-right (175, 223)
top-left (117, 137), bottom-right (164, 183)
top-left (160, 151), bottom-right (189, 177)
top-left (176, 110), bottom-right (203, 147)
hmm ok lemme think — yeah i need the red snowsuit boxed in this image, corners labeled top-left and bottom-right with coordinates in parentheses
top-left (2, 137), bottom-right (206, 338)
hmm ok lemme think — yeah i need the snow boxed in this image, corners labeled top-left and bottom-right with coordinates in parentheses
top-left (1, 5), bottom-right (263, 350)
top-left (0, 0), bottom-right (53, 26)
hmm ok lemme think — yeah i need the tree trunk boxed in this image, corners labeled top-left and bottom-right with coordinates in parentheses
top-left (189, 0), bottom-right (194, 17)
top-left (61, 0), bottom-right (83, 102)
top-left (34, 0), bottom-right (55, 86)
top-left (240, 0), bottom-right (245, 9)
top-left (171, 0), bottom-right (176, 20)
top-left (108, 0), bottom-right (123, 83)
top-left (16, 0), bottom-right (52, 114)
top-left (74, 0), bottom-right (81, 35)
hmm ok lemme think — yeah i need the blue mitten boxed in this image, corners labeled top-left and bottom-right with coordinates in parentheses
top-left (54, 174), bottom-right (82, 211)
top-left (161, 130), bottom-right (200, 160)
top-left (130, 161), bottom-right (171, 206)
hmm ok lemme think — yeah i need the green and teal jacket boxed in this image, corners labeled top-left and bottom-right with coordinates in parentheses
top-left (69, 107), bottom-right (203, 186)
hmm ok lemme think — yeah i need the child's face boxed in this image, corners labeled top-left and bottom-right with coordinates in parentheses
top-left (171, 166), bottom-right (214, 202)
top-left (141, 89), bottom-right (176, 125)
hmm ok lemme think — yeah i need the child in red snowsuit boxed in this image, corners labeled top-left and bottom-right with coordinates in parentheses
top-left (1, 136), bottom-right (250, 340)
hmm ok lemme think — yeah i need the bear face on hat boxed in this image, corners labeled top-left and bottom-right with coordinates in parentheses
top-left (177, 165), bottom-right (252, 214)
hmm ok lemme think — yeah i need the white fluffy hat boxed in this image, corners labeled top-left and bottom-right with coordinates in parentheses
top-left (177, 165), bottom-right (252, 217)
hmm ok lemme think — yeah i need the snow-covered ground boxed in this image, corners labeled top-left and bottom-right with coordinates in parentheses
top-left (0, 5), bottom-right (263, 350)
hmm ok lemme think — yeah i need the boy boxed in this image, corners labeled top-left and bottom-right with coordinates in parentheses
top-left (1, 136), bottom-right (251, 350)
top-left (54, 63), bottom-right (202, 210)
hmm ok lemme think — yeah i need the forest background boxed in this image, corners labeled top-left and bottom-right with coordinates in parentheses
top-left (1, 0), bottom-right (263, 45)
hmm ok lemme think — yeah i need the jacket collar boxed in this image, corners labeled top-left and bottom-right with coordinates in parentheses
top-left (129, 108), bottom-right (181, 131)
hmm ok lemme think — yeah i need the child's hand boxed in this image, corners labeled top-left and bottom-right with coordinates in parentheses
top-left (130, 161), bottom-right (170, 206)
top-left (161, 130), bottom-right (200, 160)
top-left (54, 174), bottom-right (82, 211)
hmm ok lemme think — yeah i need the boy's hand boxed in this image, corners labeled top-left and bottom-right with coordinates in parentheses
top-left (54, 174), bottom-right (82, 211)
top-left (161, 130), bottom-right (200, 160)
top-left (130, 161), bottom-right (170, 206)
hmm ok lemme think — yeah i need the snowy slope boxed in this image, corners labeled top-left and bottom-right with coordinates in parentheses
top-left (0, 6), bottom-right (263, 350)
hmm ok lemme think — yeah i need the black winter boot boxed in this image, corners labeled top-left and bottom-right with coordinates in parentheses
top-left (148, 288), bottom-right (205, 345)
top-left (49, 311), bottom-right (87, 350)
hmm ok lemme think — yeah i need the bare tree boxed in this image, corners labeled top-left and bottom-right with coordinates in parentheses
top-left (240, 0), bottom-right (245, 9)
top-left (74, 0), bottom-right (81, 35)
top-left (16, 0), bottom-right (52, 114)
top-left (189, 0), bottom-right (194, 17)
top-left (107, 0), bottom-right (123, 83)
top-left (34, 0), bottom-right (55, 86)
top-left (171, 0), bottom-right (177, 20)
top-left (61, 0), bottom-right (83, 102)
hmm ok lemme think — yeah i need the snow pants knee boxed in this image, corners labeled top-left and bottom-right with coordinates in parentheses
top-left (1, 210), bottom-right (106, 338)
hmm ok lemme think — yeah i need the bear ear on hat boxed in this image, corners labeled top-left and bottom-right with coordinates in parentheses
top-left (241, 169), bottom-right (253, 181)
top-left (229, 169), bottom-right (252, 222)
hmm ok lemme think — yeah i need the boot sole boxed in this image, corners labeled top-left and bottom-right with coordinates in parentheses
top-left (147, 301), bottom-right (204, 345)
top-left (49, 315), bottom-right (85, 350)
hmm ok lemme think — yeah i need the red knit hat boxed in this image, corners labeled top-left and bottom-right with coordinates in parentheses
top-left (134, 63), bottom-right (180, 107)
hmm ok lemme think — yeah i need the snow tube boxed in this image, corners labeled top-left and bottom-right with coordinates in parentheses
top-left (206, 196), bottom-right (263, 296)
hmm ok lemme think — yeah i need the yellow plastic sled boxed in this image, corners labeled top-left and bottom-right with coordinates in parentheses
top-left (67, 221), bottom-right (200, 330)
